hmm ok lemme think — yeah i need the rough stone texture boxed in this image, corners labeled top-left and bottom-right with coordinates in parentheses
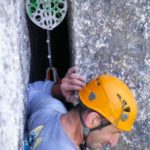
top-left (69, 0), bottom-right (150, 150)
top-left (0, 1), bottom-right (30, 150)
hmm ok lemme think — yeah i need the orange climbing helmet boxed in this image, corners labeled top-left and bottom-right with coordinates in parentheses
top-left (79, 75), bottom-right (138, 131)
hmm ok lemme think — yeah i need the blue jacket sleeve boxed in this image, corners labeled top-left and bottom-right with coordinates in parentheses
top-left (27, 81), bottom-right (54, 116)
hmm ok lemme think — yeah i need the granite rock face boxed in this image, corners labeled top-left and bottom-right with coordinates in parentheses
top-left (0, 1), bottom-right (30, 150)
top-left (0, 0), bottom-right (149, 150)
top-left (69, 0), bottom-right (150, 150)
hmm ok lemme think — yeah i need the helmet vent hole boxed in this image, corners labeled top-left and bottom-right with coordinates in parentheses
top-left (121, 114), bottom-right (128, 121)
top-left (97, 81), bottom-right (101, 86)
top-left (117, 93), bottom-right (121, 100)
top-left (124, 107), bottom-right (130, 112)
top-left (89, 92), bottom-right (96, 101)
top-left (122, 100), bottom-right (127, 107)
top-left (96, 78), bottom-right (99, 81)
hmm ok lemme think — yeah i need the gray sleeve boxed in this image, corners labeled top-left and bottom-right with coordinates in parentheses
top-left (27, 81), bottom-right (54, 116)
top-left (28, 80), bottom-right (54, 95)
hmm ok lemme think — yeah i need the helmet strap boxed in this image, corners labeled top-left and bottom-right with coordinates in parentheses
top-left (78, 108), bottom-right (90, 138)
top-left (83, 127), bottom-right (90, 137)
top-left (90, 121), bottom-right (111, 132)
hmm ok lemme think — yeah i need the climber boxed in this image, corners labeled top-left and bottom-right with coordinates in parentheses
top-left (26, 67), bottom-right (137, 150)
